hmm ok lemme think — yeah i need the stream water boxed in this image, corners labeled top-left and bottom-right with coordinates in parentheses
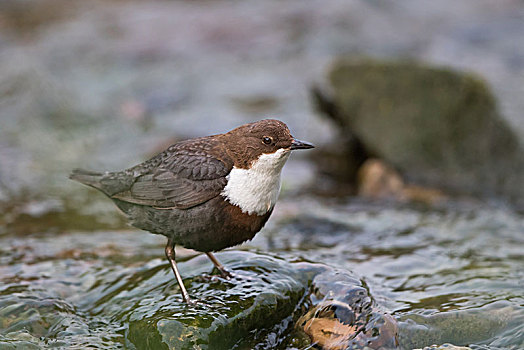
top-left (1, 196), bottom-right (522, 349)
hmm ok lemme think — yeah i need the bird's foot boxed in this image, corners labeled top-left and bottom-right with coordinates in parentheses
top-left (216, 267), bottom-right (233, 280)
top-left (197, 269), bottom-right (234, 283)
top-left (204, 252), bottom-right (233, 280)
top-left (183, 297), bottom-right (199, 306)
top-left (196, 274), bottom-right (219, 283)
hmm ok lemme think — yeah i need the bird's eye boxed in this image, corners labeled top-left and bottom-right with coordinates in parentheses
top-left (262, 136), bottom-right (273, 145)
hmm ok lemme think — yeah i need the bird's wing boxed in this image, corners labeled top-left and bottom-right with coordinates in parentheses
top-left (110, 137), bottom-right (233, 209)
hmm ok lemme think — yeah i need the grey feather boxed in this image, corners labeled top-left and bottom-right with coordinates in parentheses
top-left (71, 136), bottom-right (233, 209)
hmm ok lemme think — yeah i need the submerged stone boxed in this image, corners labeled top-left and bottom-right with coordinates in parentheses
top-left (125, 253), bottom-right (312, 350)
top-left (296, 270), bottom-right (399, 349)
top-left (398, 302), bottom-right (516, 349)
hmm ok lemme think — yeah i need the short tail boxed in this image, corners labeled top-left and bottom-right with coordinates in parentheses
top-left (69, 168), bottom-right (104, 190)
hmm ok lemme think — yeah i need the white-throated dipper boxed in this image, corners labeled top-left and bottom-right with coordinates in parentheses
top-left (70, 119), bottom-right (314, 304)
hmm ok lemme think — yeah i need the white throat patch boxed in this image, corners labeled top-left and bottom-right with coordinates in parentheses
top-left (221, 148), bottom-right (290, 215)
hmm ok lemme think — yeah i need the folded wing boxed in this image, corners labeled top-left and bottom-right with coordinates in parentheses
top-left (109, 137), bottom-right (232, 209)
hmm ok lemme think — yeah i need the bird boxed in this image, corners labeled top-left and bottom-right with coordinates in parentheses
top-left (69, 119), bottom-right (314, 304)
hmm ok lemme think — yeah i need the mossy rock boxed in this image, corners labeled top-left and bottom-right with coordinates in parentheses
top-left (315, 59), bottom-right (524, 201)
top-left (124, 253), bottom-right (320, 350)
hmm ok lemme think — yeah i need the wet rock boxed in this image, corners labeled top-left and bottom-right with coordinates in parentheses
top-left (296, 270), bottom-right (399, 350)
top-left (314, 59), bottom-right (524, 203)
top-left (124, 253), bottom-right (313, 350)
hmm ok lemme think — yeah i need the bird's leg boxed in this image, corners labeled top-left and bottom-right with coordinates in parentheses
top-left (165, 238), bottom-right (193, 304)
top-left (206, 252), bottom-right (232, 279)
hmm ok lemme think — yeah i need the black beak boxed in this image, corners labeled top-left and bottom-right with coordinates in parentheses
top-left (290, 139), bottom-right (315, 150)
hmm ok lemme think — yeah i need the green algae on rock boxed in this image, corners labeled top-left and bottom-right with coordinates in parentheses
top-left (125, 253), bottom-right (313, 349)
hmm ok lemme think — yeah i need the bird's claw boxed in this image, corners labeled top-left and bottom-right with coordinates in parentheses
top-left (217, 268), bottom-right (233, 280)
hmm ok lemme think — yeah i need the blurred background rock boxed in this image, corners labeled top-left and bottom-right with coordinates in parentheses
top-left (313, 59), bottom-right (524, 203)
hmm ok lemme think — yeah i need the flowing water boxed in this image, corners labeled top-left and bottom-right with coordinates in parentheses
top-left (1, 196), bottom-right (522, 349)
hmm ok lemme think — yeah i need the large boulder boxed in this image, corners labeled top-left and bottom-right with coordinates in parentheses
top-left (314, 59), bottom-right (524, 202)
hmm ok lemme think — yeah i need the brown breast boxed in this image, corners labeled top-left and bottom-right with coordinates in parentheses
top-left (189, 198), bottom-right (273, 252)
